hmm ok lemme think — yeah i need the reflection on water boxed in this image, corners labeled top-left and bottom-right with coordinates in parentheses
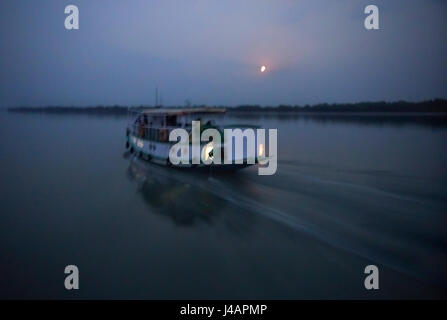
top-left (127, 155), bottom-right (227, 226)
top-left (126, 154), bottom-right (256, 233)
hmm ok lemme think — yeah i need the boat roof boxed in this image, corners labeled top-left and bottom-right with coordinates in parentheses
top-left (136, 107), bottom-right (226, 116)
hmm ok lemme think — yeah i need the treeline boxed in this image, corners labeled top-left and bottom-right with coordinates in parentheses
top-left (7, 99), bottom-right (447, 114)
top-left (231, 99), bottom-right (447, 113)
top-left (7, 105), bottom-right (128, 115)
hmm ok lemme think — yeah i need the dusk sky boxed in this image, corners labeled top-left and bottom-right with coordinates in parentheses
top-left (1, 0), bottom-right (446, 107)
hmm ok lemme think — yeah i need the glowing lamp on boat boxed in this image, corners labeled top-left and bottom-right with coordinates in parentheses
top-left (202, 142), bottom-right (214, 162)
top-left (258, 143), bottom-right (264, 157)
top-left (136, 139), bottom-right (144, 148)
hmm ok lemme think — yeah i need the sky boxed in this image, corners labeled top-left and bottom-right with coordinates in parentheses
top-left (0, 0), bottom-right (446, 107)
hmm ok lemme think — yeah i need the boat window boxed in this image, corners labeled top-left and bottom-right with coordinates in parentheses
top-left (166, 115), bottom-right (177, 126)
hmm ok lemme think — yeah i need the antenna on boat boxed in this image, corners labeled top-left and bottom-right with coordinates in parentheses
top-left (155, 86), bottom-right (159, 108)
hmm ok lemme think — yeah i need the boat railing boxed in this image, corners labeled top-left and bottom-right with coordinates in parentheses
top-left (126, 123), bottom-right (222, 143)
top-left (127, 121), bottom-right (261, 142)
top-left (127, 124), bottom-right (178, 142)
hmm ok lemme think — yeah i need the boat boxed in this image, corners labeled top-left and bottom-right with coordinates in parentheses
top-left (125, 107), bottom-right (264, 170)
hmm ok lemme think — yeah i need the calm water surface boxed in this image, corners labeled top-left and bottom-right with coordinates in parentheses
top-left (0, 111), bottom-right (446, 299)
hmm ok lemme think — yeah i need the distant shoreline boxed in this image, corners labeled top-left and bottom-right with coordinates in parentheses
top-left (7, 99), bottom-right (447, 115)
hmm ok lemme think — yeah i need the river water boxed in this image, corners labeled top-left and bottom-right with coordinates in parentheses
top-left (0, 111), bottom-right (446, 298)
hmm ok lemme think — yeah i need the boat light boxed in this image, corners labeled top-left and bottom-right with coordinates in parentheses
top-left (202, 142), bottom-right (214, 162)
top-left (258, 143), bottom-right (264, 157)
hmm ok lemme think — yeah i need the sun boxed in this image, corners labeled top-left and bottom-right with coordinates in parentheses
top-left (260, 65), bottom-right (266, 73)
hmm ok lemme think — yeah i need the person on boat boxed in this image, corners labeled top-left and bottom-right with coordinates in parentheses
top-left (136, 115), bottom-right (145, 138)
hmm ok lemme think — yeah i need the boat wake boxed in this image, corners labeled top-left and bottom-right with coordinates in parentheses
top-left (128, 157), bottom-right (447, 290)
